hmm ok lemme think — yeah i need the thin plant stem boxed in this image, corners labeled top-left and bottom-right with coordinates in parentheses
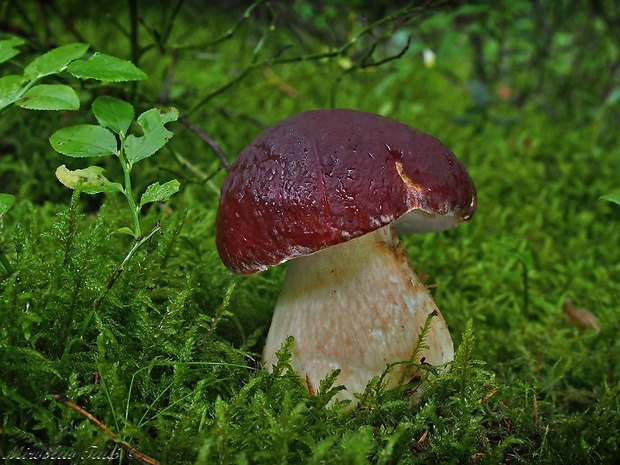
top-left (179, 115), bottom-right (230, 170)
top-left (186, 1), bottom-right (433, 116)
top-left (117, 137), bottom-right (141, 238)
top-left (0, 75), bottom-right (43, 116)
top-left (173, 0), bottom-right (268, 51)
top-left (62, 224), bottom-right (161, 361)
top-left (128, 0), bottom-right (140, 66)
top-left (94, 223), bottom-right (161, 311)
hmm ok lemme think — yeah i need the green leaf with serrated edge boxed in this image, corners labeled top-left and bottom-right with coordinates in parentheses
top-left (0, 38), bottom-right (25, 65)
top-left (0, 75), bottom-right (25, 108)
top-left (0, 193), bottom-right (15, 216)
top-left (138, 106), bottom-right (178, 131)
top-left (139, 179), bottom-right (180, 208)
top-left (125, 107), bottom-right (179, 164)
top-left (602, 194), bottom-right (620, 206)
top-left (15, 84), bottom-right (79, 110)
top-left (50, 125), bottom-right (117, 158)
top-left (55, 165), bottom-right (123, 194)
top-left (67, 53), bottom-right (147, 82)
top-left (92, 96), bottom-right (134, 135)
top-left (23, 43), bottom-right (89, 80)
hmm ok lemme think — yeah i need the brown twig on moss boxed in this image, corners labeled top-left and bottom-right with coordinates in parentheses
top-left (54, 395), bottom-right (159, 465)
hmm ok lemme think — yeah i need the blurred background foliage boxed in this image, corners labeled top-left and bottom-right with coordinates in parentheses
top-left (1, 0), bottom-right (619, 463)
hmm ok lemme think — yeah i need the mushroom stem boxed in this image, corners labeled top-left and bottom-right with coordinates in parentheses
top-left (262, 224), bottom-right (454, 405)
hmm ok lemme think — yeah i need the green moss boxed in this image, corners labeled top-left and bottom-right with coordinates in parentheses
top-left (1, 1), bottom-right (620, 464)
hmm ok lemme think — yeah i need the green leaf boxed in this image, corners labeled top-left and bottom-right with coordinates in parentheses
top-left (125, 107), bottom-right (179, 164)
top-left (139, 180), bottom-right (180, 208)
top-left (50, 125), bottom-right (118, 158)
top-left (0, 193), bottom-right (15, 216)
top-left (67, 53), bottom-right (147, 82)
top-left (23, 43), bottom-right (89, 79)
top-left (92, 96), bottom-right (134, 135)
top-left (0, 38), bottom-right (25, 65)
top-left (55, 165), bottom-right (123, 194)
top-left (602, 194), bottom-right (620, 206)
top-left (114, 227), bottom-right (137, 237)
top-left (15, 84), bottom-right (80, 110)
top-left (0, 75), bottom-right (25, 108)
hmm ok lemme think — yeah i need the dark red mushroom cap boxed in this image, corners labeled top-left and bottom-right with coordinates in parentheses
top-left (216, 109), bottom-right (476, 275)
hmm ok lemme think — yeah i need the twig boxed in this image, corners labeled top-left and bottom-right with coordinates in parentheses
top-left (167, 150), bottom-right (221, 186)
top-left (159, 52), bottom-right (178, 105)
top-left (360, 35), bottom-right (412, 69)
top-left (62, 224), bottom-right (162, 361)
top-left (94, 224), bottom-right (161, 311)
top-left (175, 0), bottom-right (269, 50)
top-left (186, 65), bottom-right (256, 117)
top-left (179, 115), bottom-right (230, 170)
top-left (563, 298), bottom-right (601, 331)
top-left (186, 1), bottom-right (436, 116)
top-left (477, 387), bottom-right (499, 404)
top-left (128, 0), bottom-right (140, 67)
top-left (154, 0), bottom-right (186, 53)
top-left (54, 395), bottom-right (159, 465)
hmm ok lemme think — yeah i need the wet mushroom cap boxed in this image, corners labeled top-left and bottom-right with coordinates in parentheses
top-left (216, 109), bottom-right (477, 275)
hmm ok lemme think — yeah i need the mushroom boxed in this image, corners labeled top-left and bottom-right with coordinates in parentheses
top-left (216, 109), bottom-right (476, 405)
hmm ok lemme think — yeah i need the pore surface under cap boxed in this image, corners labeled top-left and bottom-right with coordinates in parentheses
top-left (216, 109), bottom-right (476, 275)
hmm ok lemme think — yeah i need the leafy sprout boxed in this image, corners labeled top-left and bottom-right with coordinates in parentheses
top-left (0, 38), bottom-right (148, 276)
top-left (50, 96), bottom-right (180, 240)
top-left (0, 39), bottom-right (146, 114)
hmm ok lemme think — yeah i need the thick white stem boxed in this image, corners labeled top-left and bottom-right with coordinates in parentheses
top-left (262, 224), bottom-right (454, 404)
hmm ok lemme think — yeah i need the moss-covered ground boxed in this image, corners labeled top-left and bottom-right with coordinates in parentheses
top-left (1, 1), bottom-right (619, 464)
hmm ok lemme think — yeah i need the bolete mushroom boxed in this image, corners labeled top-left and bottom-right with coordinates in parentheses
top-left (216, 109), bottom-right (476, 405)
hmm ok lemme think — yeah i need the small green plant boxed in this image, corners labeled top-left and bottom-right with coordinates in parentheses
top-left (49, 97), bottom-right (180, 309)
top-left (0, 36), bottom-right (179, 315)
top-left (50, 96), bottom-right (180, 240)
top-left (0, 37), bottom-right (148, 276)
top-left (0, 38), bottom-right (146, 114)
